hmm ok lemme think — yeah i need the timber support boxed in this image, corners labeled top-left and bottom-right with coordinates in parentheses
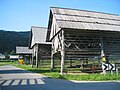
top-left (61, 30), bottom-right (65, 74)
top-left (100, 32), bottom-right (105, 58)
top-left (36, 44), bottom-right (39, 68)
top-left (51, 43), bottom-right (54, 70)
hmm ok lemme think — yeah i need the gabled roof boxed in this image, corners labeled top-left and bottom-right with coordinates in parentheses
top-left (48, 7), bottom-right (120, 38)
top-left (16, 46), bottom-right (32, 54)
top-left (29, 26), bottom-right (51, 48)
top-left (0, 55), bottom-right (5, 59)
top-left (9, 55), bottom-right (19, 59)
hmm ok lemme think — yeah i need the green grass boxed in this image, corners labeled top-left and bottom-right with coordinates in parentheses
top-left (63, 74), bottom-right (120, 81)
top-left (0, 60), bottom-right (14, 66)
top-left (0, 61), bottom-right (120, 81)
top-left (0, 62), bottom-right (8, 66)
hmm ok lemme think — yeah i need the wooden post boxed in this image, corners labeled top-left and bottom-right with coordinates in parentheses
top-left (70, 60), bottom-right (72, 67)
top-left (51, 36), bottom-right (56, 70)
top-left (61, 30), bottom-right (65, 74)
top-left (116, 68), bottom-right (118, 76)
top-left (51, 42), bottom-right (54, 70)
top-left (100, 32), bottom-right (106, 74)
top-left (31, 54), bottom-right (34, 68)
top-left (24, 55), bottom-right (27, 64)
top-left (111, 70), bottom-right (113, 74)
top-left (100, 32), bottom-right (105, 57)
top-left (81, 60), bottom-right (84, 71)
top-left (30, 55), bottom-right (32, 65)
top-left (51, 52), bottom-right (54, 70)
top-left (36, 44), bottom-right (39, 68)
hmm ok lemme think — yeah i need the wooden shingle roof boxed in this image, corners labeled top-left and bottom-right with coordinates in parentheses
top-left (29, 26), bottom-right (51, 48)
top-left (16, 46), bottom-right (32, 54)
top-left (49, 7), bottom-right (120, 32)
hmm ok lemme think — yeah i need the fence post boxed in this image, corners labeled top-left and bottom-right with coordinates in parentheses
top-left (111, 70), bottom-right (113, 74)
top-left (116, 68), bottom-right (118, 76)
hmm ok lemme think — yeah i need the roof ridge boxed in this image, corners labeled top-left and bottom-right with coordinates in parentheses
top-left (50, 7), bottom-right (119, 16)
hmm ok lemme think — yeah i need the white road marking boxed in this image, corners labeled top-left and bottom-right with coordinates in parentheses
top-left (2, 80), bottom-right (12, 86)
top-left (29, 79), bottom-right (35, 85)
top-left (12, 80), bottom-right (20, 85)
top-left (0, 80), bottom-right (4, 85)
top-left (21, 79), bottom-right (27, 85)
top-left (36, 78), bottom-right (45, 84)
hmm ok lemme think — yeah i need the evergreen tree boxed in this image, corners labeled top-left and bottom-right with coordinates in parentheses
top-left (0, 30), bottom-right (30, 54)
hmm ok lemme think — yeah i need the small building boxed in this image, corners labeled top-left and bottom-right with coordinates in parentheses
top-left (0, 54), bottom-right (5, 60)
top-left (9, 55), bottom-right (19, 60)
top-left (29, 26), bottom-right (51, 68)
top-left (47, 7), bottom-right (120, 74)
top-left (16, 46), bottom-right (32, 64)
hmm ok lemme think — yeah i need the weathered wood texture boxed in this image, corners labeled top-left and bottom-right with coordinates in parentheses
top-left (29, 26), bottom-right (48, 48)
top-left (60, 30), bottom-right (65, 74)
top-left (29, 26), bottom-right (52, 68)
top-left (64, 30), bottom-right (101, 60)
top-left (48, 7), bottom-right (120, 74)
top-left (16, 46), bottom-right (32, 54)
top-left (32, 44), bottom-right (51, 68)
top-left (64, 29), bottom-right (120, 60)
top-left (48, 7), bottom-right (120, 37)
top-left (16, 46), bottom-right (32, 64)
top-left (38, 44), bottom-right (51, 60)
top-left (51, 41), bottom-right (54, 69)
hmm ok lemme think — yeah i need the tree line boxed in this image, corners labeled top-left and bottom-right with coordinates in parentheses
top-left (0, 30), bottom-right (30, 54)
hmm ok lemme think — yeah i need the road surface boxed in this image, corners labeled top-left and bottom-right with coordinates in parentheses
top-left (0, 65), bottom-right (120, 90)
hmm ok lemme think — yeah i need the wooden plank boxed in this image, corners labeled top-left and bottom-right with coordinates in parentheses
top-left (51, 43), bottom-right (54, 70)
top-left (31, 54), bottom-right (34, 68)
top-left (100, 32), bottom-right (105, 57)
top-left (61, 30), bottom-right (65, 74)
top-left (36, 44), bottom-right (39, 68)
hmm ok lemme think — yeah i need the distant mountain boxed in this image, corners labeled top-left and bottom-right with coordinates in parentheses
top-left (0, 30), bottom-right (30, 54)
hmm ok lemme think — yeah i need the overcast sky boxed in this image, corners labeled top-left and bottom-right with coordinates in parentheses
top-left (0, 0), bottom-right (120, 31)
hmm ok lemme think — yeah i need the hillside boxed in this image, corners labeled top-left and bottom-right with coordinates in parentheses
top-left (0, 30), bottom-right (30, 53)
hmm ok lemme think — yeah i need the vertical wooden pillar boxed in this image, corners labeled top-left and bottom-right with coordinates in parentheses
top-left (70, 60), bottom-right (72, 67)
top-left (81, 60), bottom-right (84, 71)
top-left (100, 32), bottom-right (106, 74)
top-left (100, 32), bottom-right (105, 57)
top-left (30, 55), bottom-right (32, 65)
top-left (36, 44), bottom-right (39, 68)
top-left (32, 54), bottom-right (34, 68)
top-left (51, 51), bottom-right (54, 70)
top-left (51, 43), bottom-right (54, 70)
top-left (61, 30), bottom-right (65, 74)
top-left (24, 55), bottom-right (26, 64)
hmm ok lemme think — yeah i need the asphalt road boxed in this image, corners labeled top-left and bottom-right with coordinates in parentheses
top-left (0, 65), bottom-right (120, 90)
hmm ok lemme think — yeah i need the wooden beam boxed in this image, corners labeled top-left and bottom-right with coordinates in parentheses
top-left (36, 44), bottom-right (39, 68)
top-left (51, 43), bottom-right (54, 70)
top-left (24, 55), bottom-right (26, 64)
top-left (31, 54), bottom-right (34, 68)
top-left (100, 32), bottom-right (106, 74)
top-left (61, 30), bottom-right (65, 74)
top-left (100, 32), bottom-right (105, 57)
top-left (70, 60), bottom-right (72, 67)
top-left (30, 55), bottom-right (32, 65)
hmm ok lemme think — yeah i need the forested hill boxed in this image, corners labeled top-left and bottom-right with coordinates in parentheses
top-left (0, 30), bottom-right (30, 54)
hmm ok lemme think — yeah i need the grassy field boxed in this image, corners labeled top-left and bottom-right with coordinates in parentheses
top-left (0, 60), bottom-right (14, 66)
top-left (0, 60), bottom-right (120, 81)
top-left (0, 62), bottom-right (8, 66)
